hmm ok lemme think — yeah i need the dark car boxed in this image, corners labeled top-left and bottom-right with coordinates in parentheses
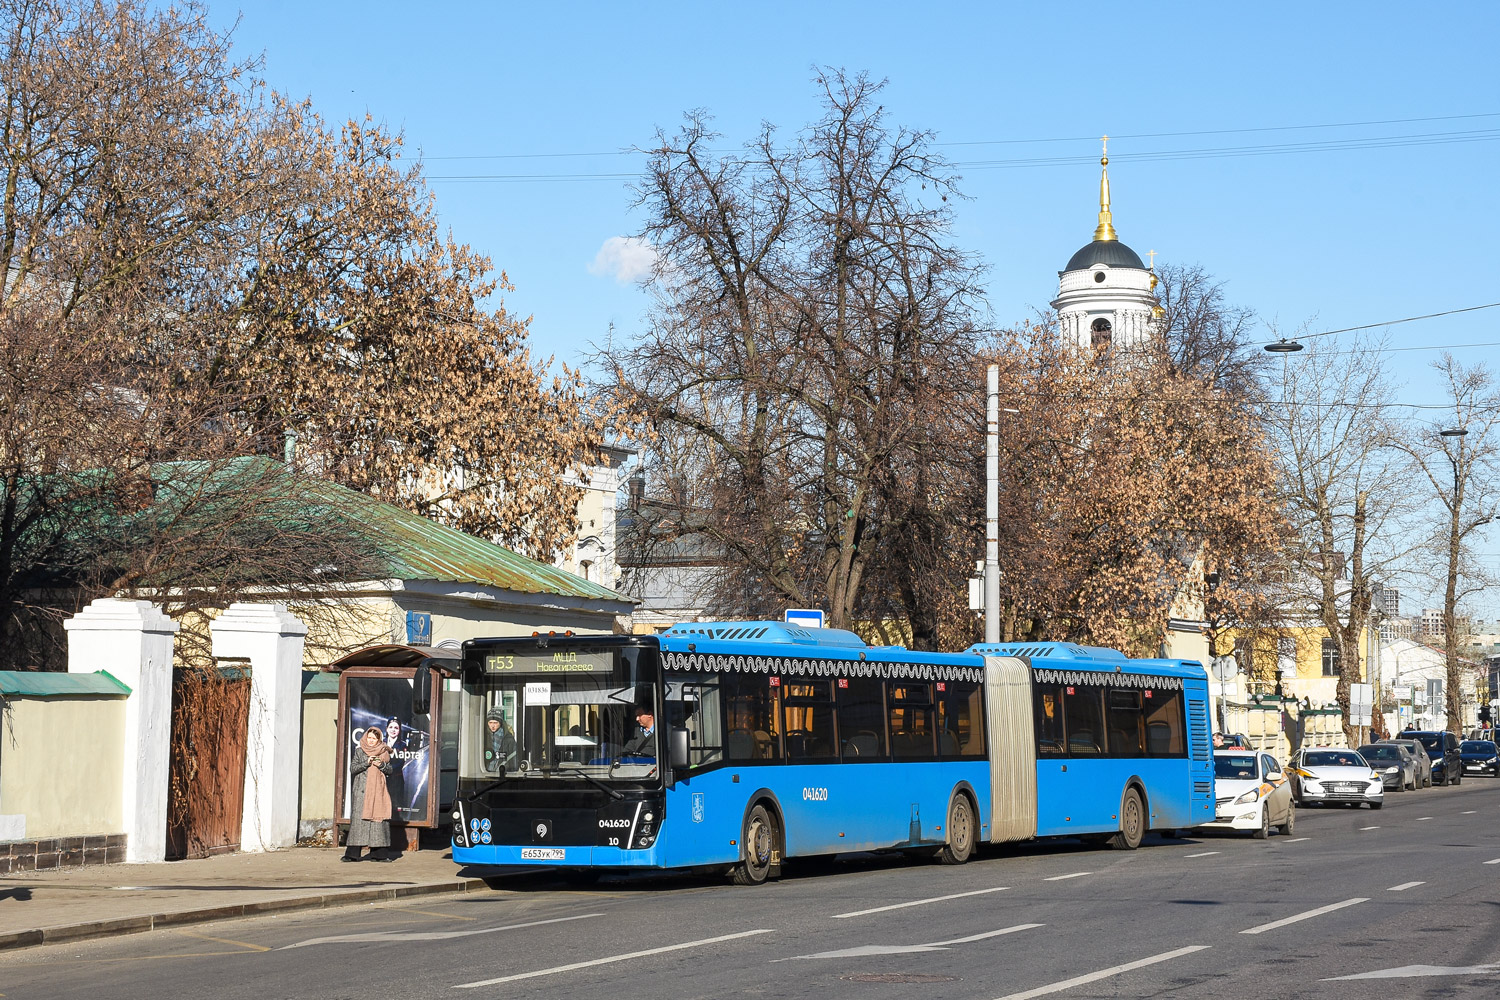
top-left (1381, 738), bottom-right (1433, 788)
top-left (1405, 730), bottom-right (1463, 786)
top-left (1358, 743), bottom-right (1417, 791)
top-left (1459, 740), bottom-right (1500, 777)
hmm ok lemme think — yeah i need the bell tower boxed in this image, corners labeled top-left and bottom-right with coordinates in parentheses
top-left (1051, 138), bottom-right (1160, 353)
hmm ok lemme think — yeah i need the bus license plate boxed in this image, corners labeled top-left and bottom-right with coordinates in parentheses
top-left (521, 848), bottom-right (565, 860)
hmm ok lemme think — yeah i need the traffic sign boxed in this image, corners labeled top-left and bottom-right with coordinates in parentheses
top-left (784, 609), bottom-right (825, 629)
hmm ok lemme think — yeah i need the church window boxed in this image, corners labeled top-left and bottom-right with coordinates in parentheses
top-left (1093, 271), bottom-right (1106, 283)
top-left (1090, 318), bottom-right (1112, 351)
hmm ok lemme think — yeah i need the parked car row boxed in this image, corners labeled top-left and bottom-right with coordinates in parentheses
top-left (1201, 730), bottom-right (1496, 840)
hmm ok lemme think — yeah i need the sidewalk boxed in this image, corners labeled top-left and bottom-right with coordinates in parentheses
top-left (0, 846), bottom-right (488, 952)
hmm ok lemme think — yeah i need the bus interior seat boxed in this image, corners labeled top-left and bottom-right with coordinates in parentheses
top-left (785, 731), bottom-right (809, 757)
top-left (753, 730), bottom-right (775, 758)
top-left (1068, 731), bottom-right (1101, 754)
top-left (726, 729), bottom-right (754, 759)
top-left (1146, 722), bottom-right (1171, 753)
top-left (939, 730), bottom-right (959, 755)
top-left (848, 732), bottom-right (879, 757)
top-left (892, 732), bottom-right (925, 756)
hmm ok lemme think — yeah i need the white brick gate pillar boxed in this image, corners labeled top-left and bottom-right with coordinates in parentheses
top-left (210, 603), bottom-right (307, 853)
top-left (64, 598), bottom-right (178, 863)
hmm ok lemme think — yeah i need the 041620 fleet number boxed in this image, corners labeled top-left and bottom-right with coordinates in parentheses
top-left (802, 787), bottom-right (828, 801)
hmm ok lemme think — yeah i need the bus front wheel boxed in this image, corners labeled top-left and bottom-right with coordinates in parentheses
top-left (1108, 788), bottom-right (1144, 850)
top-left (938, 795), bottom-right (975, 865)
top-left (732, 804), bottom-right (778, 886)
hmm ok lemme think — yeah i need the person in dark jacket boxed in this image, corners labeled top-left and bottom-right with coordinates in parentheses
top-left (485, 707), bottom-right (517, 771)
top-left (622, 706), bottom-right (656, 757)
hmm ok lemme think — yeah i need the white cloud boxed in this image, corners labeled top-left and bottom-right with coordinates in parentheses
top-left (588, 235), bottom-right (657, 284)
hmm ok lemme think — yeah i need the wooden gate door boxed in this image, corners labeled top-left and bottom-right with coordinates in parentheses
top-left (167, 668), bottom-right (251, 860)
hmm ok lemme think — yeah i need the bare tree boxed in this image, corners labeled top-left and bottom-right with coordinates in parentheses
top-left (1269, 332), bottom-right (1411, 743)
top-left (982, 324), bottom-right (1282, 655)
top-left (1153, 263), bottom-right (1267, 400)
top-left (1, 0), bottom-right (610, 570)
top-left (1395, 355), bottom-right (1500, 735)
top-left (0, 0), bottom-right (614, 665)
top-left (599, 70), bottom-right (986, 636)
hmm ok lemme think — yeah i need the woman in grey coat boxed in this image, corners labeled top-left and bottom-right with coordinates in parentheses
top-left (344, 726), bottom-right (395, 862)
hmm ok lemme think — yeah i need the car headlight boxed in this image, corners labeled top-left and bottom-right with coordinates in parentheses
top-left (1382, 766), bottom-right (1399, 773)
top-left (1234, 787), bottom-right (1262, 805)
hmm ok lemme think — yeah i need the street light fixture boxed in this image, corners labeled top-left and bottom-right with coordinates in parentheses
top-left (1264, 339), bottom-right (1304, 353)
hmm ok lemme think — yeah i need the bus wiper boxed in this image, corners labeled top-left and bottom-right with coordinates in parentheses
top-left (466, 771), bottom-right (513, 801)
top-left (566, 768), bottom-right (624, 800)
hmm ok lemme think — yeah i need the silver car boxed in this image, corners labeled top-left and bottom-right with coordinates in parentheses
top-left (1381, 738), bottom-right (1433, 788)
top-left (1289, 747), bottom-right (1385, 809)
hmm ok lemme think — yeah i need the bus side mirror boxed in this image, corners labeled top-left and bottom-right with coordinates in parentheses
top-left (669, 726), bottom-right (690, 771)
top-left (413, 662), bottom-right (433, 716)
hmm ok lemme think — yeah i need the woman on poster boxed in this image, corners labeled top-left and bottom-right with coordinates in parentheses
top-left (344, 726), bottom-right (395, 862)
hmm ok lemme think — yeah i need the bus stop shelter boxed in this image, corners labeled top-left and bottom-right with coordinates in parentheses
top-left (326, 645), bottom-right (461, 851)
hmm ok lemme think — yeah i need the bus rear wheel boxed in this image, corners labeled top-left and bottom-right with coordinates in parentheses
top-left (938, 795), bottom-right (975, 865)
top-left (732, 804), bottom-right (778, 886)
top-left (1108, 788), bottom-right (1145, 850)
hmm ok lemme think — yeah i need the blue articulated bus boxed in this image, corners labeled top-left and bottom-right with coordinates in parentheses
top-left (441, 622), bottom-right (1213, 885)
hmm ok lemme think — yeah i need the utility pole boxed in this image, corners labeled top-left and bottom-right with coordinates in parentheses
top-left (985, 364), bottom-right (1000, 644)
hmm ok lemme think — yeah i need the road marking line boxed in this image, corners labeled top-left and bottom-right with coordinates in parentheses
top-left (1387, 881), bottom-right (1425, 891)
top-left (1462, 810), bottom-right (1477, 814)
top-left (1417, 816), bottom-right (1433, 821)
top-left (1241, 898), bottom-right (1368, 935)
top-left (1043, 872), bottom-right (1092, 881)
top-left (991, 945), bottom-right (1211, 1000)
top-left (778, 923), bottom-right (1044, 961)
top-left (283, 912), bottom-right (601, 949)
top-left (930, 924), bottom-right (1043, 946)
top-left (454, 929), bottom-right (774, 987)
top-left (1324, 961), bottom-right (1500, 981)
top-left (1360, 825), bottom-right (1380, 831)
top-left (1184, 851), bottom-right (1219, 858)
top-left (1485, 859), bottom-right (1500, 865)
top-left (1284, 837), bottom-right (1310, 843)
top-left (832, 885), bottom-right (1008, 918)
top-left (389, 907), bottom-right (478, 922)
top-left (175, 929), bottom-right (270, 952)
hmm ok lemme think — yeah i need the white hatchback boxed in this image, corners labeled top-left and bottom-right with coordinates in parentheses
top-left (1289, 747), bottom-right (1385, 809)
top-left (1203, 749), bottom-right (1295, 838)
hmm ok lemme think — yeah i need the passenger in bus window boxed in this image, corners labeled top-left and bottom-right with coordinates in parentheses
top-left (485, 707), bottom-right (516, 771)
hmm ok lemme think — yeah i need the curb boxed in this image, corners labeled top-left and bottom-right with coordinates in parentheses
top-left (0, 878), bottom-right (489, 953)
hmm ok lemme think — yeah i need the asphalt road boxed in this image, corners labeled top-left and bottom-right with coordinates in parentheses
top-left (3, 778), bottom-right (1498, 1000)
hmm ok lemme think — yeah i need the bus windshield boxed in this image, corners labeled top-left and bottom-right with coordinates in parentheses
top-left (462, 643), bottom-right (660, 784)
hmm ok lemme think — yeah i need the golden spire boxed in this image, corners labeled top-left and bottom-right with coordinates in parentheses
top-left (1092, 135), bottom-right (1117, 242)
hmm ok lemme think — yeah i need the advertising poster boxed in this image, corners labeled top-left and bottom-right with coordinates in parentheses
top-left (344, 675), bottom-right (432, 824)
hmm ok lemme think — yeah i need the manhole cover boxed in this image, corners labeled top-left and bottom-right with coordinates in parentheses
top-left (841, 973), bottom-right (961, 984)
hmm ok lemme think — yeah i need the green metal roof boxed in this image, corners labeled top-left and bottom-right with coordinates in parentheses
top-left (301, 671), bottom-right (340, 696)
top-left (153, 457), bottom-right (631, 604)
top-left (0, 670), bottom-right (131, 698)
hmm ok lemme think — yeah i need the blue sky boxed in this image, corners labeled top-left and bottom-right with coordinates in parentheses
top-left (214, 1), bottom-right (1500, 616)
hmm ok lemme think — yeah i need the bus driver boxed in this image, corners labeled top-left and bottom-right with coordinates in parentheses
top-left (622, 706), bottom-right (656, 757)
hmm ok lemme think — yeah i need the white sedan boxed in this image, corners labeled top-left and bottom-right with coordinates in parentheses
top-left (1288, 747), bottom-right (1385, 809)
top-left (1203, 749), bottom-right (1295, 838)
